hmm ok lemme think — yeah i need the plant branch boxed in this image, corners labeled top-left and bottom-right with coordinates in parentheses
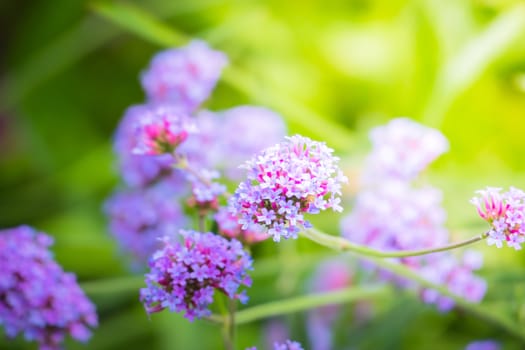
top-left (301, 228), bottom-right (488, 258)
top-left (234, 285), bottom-right (391, 325)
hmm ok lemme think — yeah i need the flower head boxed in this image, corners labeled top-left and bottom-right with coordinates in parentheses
top-left (465, 340), bottom-right (501, 350)
top-left (140, 230), bottom-right (252, 320)
top-left (229, 135), bottom-right (347, 241)
top-left (141, 40), bottom-right (228, 111)
top-left (342, 182), bottom-right (486, 310)
top-left (180, 106), bottom-right (286, 181)
top-left (114, 104), bottom-right (189, 187)
top-left (364, 118), bottom-right (449, 182)
top-left (215, 207), bottom-right (269, 244)
top-left (471, 186), bottom-right (525, 250)
top-left (274, 340), bottom-right (304, 350)
top-left (419, 250), bottom-right (487, 312)
top-left (0, 226), bottom-right (98, 350)
top-left (105, 183), bottom-right (188, 268)
top-left (131, 104), bottom-right (196, 156)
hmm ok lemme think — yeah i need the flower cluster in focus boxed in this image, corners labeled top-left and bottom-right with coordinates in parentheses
top-left (0, 226), bottom-right (98, 350)
top-left (140, 230), bottom-right (252, 320)
top-left (230, 135), bottom-right (347, 241)
top-left (471, 187), bottom-right (525, 250)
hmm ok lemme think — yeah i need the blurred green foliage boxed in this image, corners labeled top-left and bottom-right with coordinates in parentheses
top-left (1, 0), bottom-right (525, 349)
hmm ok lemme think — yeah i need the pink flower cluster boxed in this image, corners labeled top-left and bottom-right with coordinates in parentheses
top-left (471, 187), bottom-right (525, 250)
top-left (229, 135), bottom-right (347, 241)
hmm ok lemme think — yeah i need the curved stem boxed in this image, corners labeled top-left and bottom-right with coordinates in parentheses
top-left (301, 228), bottom-right (488, 258)
top-left (234, 285), bottom-right (391, 325)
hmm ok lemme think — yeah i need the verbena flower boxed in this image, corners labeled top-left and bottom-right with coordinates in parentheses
top-left (104, 183), bottom-right (188, 268)
top-left (342, 183), bottom-right (486, 310)
top-left (114, 104), bottom-right (188, 187)
top-left (364, 117), bottom-right (449, 182)
top-left (131, 104), bottom-right (196, 156)
top-left (274, 340), bottom-right (304, 350)
top-left (471, 187), bottom-right (525, 250)
top-left (465, 340), bottom-right (501, 350)
top-left (229, 135), bottom-right (347, 241)
top-left (214, 207), bottom-right (269, 245)
top-left (246, 340), bottom-right (304, 350)
top-left (307, 258), bottom-right (354, 350)
top-left (141, 40), bottom-right (227, 111)
top-left (140, 230), bottom-right (252, 321)
top-left (419, 250), bottom-right (487, 312)
top-left (0, 226), bottom-right (98, 350)
top-left (180, 106), bottom-right (286, 181)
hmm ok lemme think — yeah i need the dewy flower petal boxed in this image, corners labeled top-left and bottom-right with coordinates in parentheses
top-left (141, 40), bottom-right (228, 111)
top-left (229, 135), bottom-right (347, 241)
top-left (140, 230), bottom-right (252, 321)
top-left (0, 226), bottom-right (98, 350)
top-left (471, 186), bottom-right (525, 250)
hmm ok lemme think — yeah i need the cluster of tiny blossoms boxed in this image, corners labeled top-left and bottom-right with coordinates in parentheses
top-left (131, 104), bottom-right (197, 156)
top-left (363, 117), bottom-right (449, 182)
top-left (104, 184), bottom-right (188, 267)
top-left (246, 340), bottom-right (304, 350)
top-left (471, 187), bottom-right (525, 250)
top-left (342, 118), bottom-right (486, 311)
top-left (0, 226), bottom-right (97, 350)
top-left (140, 230), bottom-right (252, 321)
top-left (141, 39), bottom-right (228, 112)
top-left (229, 135), bottom-right (347, 241)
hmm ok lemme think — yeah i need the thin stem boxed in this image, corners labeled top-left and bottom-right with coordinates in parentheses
top-left (301, 228), bottom-right (488, 258)
top-left (228, 299), bottom-right (236, 349)
top-left (234, 285), bottom-right (391, 325)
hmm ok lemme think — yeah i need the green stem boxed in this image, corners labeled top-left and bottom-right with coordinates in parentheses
top-left (234, 285), bottom-right (391, 325)
top-left (301, 228), bottom-right (488, 258)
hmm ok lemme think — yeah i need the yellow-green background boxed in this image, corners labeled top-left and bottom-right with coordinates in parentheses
top-left (1, 0), bottom-right (525, 349)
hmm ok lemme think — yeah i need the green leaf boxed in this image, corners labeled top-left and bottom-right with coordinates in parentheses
top-left (423, 4), bottom-right (525, 127)
top-left (90, 2), bottom-right (187, 47)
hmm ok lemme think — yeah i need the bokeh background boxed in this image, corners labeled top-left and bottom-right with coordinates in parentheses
top-left (1, 0), bottom-right (525, 349)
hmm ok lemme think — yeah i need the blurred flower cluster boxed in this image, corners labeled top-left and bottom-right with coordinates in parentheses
top-left (0, 226), bottom-right (97, 350)
top-left (341, 118), bottom-right (486, 311)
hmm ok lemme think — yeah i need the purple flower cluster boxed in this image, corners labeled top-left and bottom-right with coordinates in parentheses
top-left (214, 207), bottom-right (269, 245)
top-left (229, 135), bottom-right (347, 241)
top-left (141, 40), bottom-right (228, 111)
top-left (307, 258), bottom-right (354, 350)
top-left (0, 226), bottom-right (97, 350)
top-left (419, 250), bottom-right (486, 312)
top-left (113, 104), bottom-right (188, 187)
top-left (131, 104), bottom-right (196, 156)
top-left (140, 230), bottom-right (252, 320)
top-left (246, 340), bottom-right (304, 350)
top-left (104, 184), bottom-right (188, 267)
top-left (465, 340), bottom-right (501, 350)
top-left (273, 340), bottom-right (305, 350)
top-left (364, 117), bottom-right (449, 182)
top-left (180, 106), bottom-right (287, 180)
top-left (342, 118), bottom-right (486, 311)
top-left (471, 187), bottom-right (525, 250)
